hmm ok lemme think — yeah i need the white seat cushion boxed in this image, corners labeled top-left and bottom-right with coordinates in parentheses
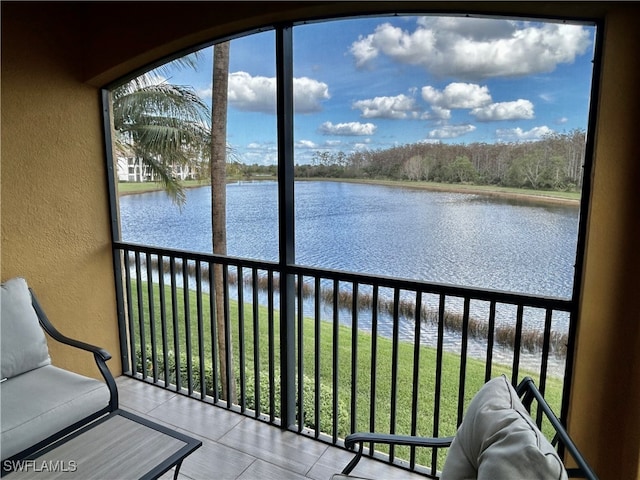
top-left (0, 365), bottom-right (110, 460)
top-left (441, 375), bottom-right (566, 480)
top-left (1, 277), bottom-right (51, 379)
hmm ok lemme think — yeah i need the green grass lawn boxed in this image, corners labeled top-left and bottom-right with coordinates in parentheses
top-left (129, 280), bottom-right (564, 467)
top-left (118, 179), bottom-right (210, 195)
top-left (328, 178), bottom-right (581, 203)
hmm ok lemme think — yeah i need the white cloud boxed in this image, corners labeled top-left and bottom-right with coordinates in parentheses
top-left (470, 99), bottom-right (535, 121)
top-left (226, 72), bottom-right (329, 113)
top-left (556, 117), bottom-right (569, 124)
top-left (350, 31), bottom-right (383, 68)
top-left (294, 77), bottom-right (332, 113)
top-left (350, 17), bottom-right (591, 79)
top-left (227, 72), bottom-right (274, 112)
top-left (296, 139), bottom-right (318, 149)
top-left (319, 121), bottom-right (376, 136)
top-left (351, 22), bottom-right (438, 69)
top-left (428, 124), bottom-right (476, 139)
top-left (241, 141), bottom-right (278, 165)
top-left (425, 16), bottom-right (517, 41)
top-left (421, 106), bottom-right (451, 120)
top-left (352, 94), bottom-right (419, 119)
top-left (197, 86), bottom-right (212, 99)
top-left (421, 83), bottom-right (492, 109)
top-left (353, 141), bottom-right (373, 150)
top-left (495, 125), bottom-right (554, 142)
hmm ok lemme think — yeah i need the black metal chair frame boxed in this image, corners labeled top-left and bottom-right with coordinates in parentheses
top-left (1, 289), bottom-right (119, 475)
top-left (341, 376), bottom-right (597, 480)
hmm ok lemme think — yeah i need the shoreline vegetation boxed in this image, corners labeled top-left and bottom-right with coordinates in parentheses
top-left (117, 176), bottom-right (580, 206)
top-left (137, 255), bottom-right (568, 359)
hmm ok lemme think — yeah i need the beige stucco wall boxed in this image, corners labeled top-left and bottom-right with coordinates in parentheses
top-left (570, 6), bottom-right (640, 479)
top-left (1, 4), bottom-right (121, 377)
top-left (2, 2), bottom-right (640, 478)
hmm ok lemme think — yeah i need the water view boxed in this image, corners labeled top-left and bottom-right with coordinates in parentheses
top-left (119, 180), bottom-right (579, 299)
top-left (119, 180), bottom-right (579, 376)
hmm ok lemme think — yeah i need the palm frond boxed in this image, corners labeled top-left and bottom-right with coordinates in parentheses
top-left (133, 151), bottom-right (187, 206)
top-left (112, 64), bottom-right (211, 207)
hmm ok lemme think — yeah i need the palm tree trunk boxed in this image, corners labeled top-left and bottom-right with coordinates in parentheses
top-left (211, 41), bottom-right (236, 403)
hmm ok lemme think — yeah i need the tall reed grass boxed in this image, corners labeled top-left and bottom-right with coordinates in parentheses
top-left (137, 255), bottom-right (567, 358)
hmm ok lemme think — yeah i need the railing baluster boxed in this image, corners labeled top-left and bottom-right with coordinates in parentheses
top-left (485, 300), bottom-right (497, 382)
top-left (268, 271), bottom-right (275, 421)
top-left (512, 304), bottom-right (524, 385)
top-left (124, 251), bottom-right (136, 375)
top-left (183, 259), bottom-right (193, 395)
top-left (332, 279), bottom-right (339, 444)
top-left (350, 282), bottom-right (358, 436)
top-left (134, 251), bottom-right (147, 379)
top-left (389, 287), bottom-right (401, 462)
top-left (209, 261), bottom-right (219, 402)
top-left (169, 257), bottom-right (181, 392)
top-left (297, 274), bottom-right (304, 432)
top-left (146, 253), bottom-right (158, 383)
top-left (432, 293), bottom-right (446, 472)
top-left (252, 268), bottom-right (261, 418)
top-left (196, 261), bottom-right (206, 399)
top-left (222, 265), bottom-right (232, 407)
top-left (369, 285), bottom-right (379, 454)
top-left (237, 266), bottom-right (246, 411)
top-left (158, 255), bottom-right (169, 387)
top-left (314, 276), bottom-right (321, 439)
top-left (457, 297), bottom-right (470, 425)
top-left (410, 290), bottom-right (422, 469)
top-left (538, 308), bottom-right (554, 425)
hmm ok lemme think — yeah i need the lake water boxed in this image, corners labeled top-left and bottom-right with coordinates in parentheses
top-left (120, 181), bottom-right (579, 375)
top-left (119, 180), bottom-right (579, 299)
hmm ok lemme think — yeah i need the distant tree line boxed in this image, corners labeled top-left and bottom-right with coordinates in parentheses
top-left (221, 130), bottom-right (586, 192)
top-left (295, 129), bottom-right (586, 191)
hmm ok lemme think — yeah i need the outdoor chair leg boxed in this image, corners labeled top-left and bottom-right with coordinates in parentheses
top-left (173, 460), bottom-right (184, 480)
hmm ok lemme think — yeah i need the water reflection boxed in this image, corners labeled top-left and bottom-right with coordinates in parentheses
top-left (120, 181), bottom-right (579, 299)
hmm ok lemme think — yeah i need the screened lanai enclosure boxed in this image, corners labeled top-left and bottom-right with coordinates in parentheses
top-left (103, 11), bottom-right (599, 476)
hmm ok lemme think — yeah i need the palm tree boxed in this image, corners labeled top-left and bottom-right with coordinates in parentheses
top-left (111, 68), bottom-right (210, 205)
top-left (210, 40), bottom-right (237, 403)
top-left (111, 49), bottom-right (236, 402)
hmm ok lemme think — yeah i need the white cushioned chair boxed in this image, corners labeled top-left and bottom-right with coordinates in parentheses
top-left (441, 375), bottom-right (566, 479)
top-left (337, 375), bottom-right (596, 479)
top-left (1, 277), bottom-right (118, 468)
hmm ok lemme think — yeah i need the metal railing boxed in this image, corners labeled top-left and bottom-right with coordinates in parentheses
top-left (114, 241), bottom-right (574, 476)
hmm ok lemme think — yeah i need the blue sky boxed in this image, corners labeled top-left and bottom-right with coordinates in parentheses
top-left (155, 15), bottom-right (596, 165)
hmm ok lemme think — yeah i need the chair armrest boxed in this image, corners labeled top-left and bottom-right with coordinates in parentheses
top-left (345, 432), bottom-right (454, 450)
top-left (30, 289), bottom-right (119, 411)
top-left (342, 433), bottom-right (454, 475)
top-left (516, 376), bottom-right (597, 480)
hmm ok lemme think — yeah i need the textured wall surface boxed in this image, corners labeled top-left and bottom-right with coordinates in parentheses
top-left (569, 7), bottom-right (640, 479)
top-left (1, 4), bottom-right (121, 377)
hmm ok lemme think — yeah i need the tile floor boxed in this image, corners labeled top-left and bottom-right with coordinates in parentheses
top-left (116, 376), bottom-right (428, 480)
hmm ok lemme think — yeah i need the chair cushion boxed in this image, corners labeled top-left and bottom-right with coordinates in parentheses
top-left (441, 375), bottom-right (567, 480)
top-left (0, 365), bottom-right (110, 460)
top-left (1, 277), bottom-right (51, 379)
